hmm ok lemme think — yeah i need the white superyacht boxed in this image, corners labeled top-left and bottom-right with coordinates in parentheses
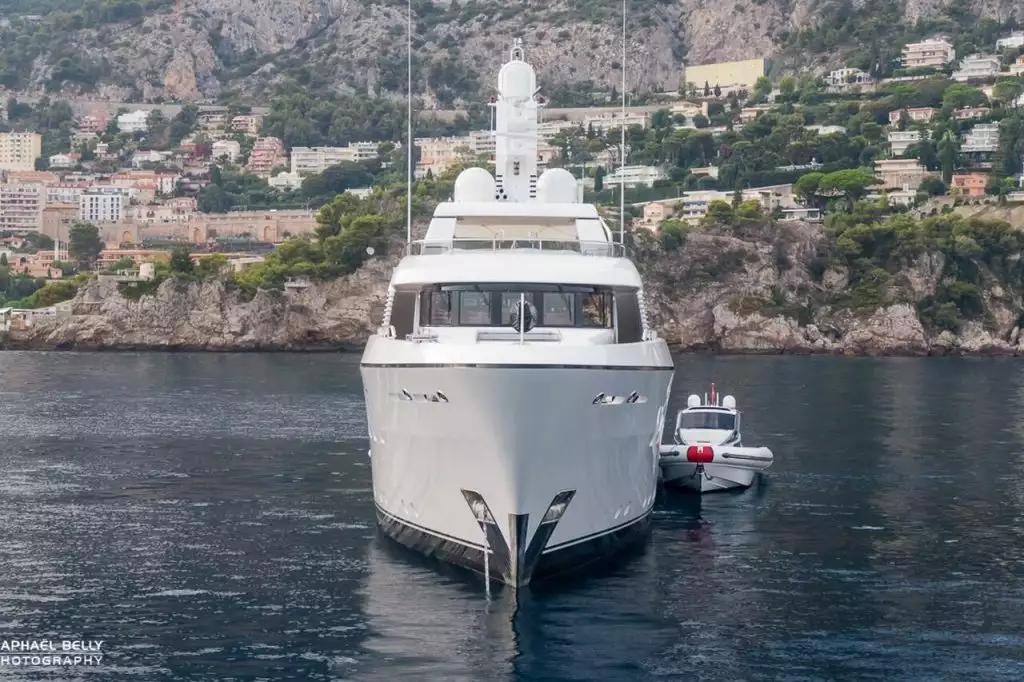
top-left (361, 40), bottom-right (675, 588)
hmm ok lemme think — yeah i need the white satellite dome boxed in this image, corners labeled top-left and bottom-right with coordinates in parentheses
top-left (498, 59), bottom-right (536, 99)
top-left (686, 394), bottom-right (701, 408)
top-left (536, 168), bottom-right (579, 204)
top-left (722, 395), bottom-right (737, 410)
top-left (453, 167), bottom-right (496, 203)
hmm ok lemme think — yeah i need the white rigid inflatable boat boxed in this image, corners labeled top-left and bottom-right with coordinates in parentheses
top-left (659, 384), bottom-right (773, 492)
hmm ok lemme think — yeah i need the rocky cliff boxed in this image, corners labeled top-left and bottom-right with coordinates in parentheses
top-left (12, 0), bottom-right (1024, 103)
top-left (9, 219), bottom-right (1024, 355)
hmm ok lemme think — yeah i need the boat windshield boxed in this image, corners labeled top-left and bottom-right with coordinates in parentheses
top-left (680, 411), bottom-right (736, 430)
top-left (419, 284), bottom-right (614, 329)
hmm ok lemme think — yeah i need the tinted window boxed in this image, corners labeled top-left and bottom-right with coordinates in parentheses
top-left (501, 292), bottom-right (537, 325)
top-left (681, 412), bottom-right (736, 430)
top-left (418, 284), bottom-right (620, 331)
top-left (542, 292), bottom-right (575, 326)
top-left (581, 292), bottom-right (612, 328)
top-left (459, 292), bottom-right (492, 325)
top-left (423, 291), bottom-right (454, 325)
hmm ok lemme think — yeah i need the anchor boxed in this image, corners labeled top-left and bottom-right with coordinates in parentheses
top-left (689, 464), bottom-right (714, 481)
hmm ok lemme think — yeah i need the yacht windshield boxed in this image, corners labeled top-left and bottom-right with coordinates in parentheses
top-left (420, 284), bottom-right (614, 329)
top-left (680, 411), bottom-right (736, 430)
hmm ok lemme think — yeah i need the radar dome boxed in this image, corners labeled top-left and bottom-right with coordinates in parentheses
top-left (537, 168), bottom-right (579, 204)
top-left (453, 167), bottom-right (496, 203)
top-left (498, 60), bottom-right (536, 99)
top-left (686, 394), bottom-right (701, 408)
top-left (722, 395), bottom-right (737, 409)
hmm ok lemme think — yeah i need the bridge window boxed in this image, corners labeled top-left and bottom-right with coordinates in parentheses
top-left (458, 291), bottom-right (492, 325)
top-left (419, 284), bottom-right (616, 329)
top-left (425, 290), bottom-right (454, 325)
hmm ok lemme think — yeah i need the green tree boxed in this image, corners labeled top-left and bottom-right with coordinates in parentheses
top-left (818, 169), bottom-right (879, 211)
top-left (993, 79), bottom-right (1024, 104)
top-left (942, 84), bottom-right (987, 110)
top-left (594, 165), bottom-right (605, 193)
top-left (196, 253), bottom-right (230, 278)
top-left (169, 247), bottom-right (194, 274)
top-left (937, 131), bottom-right (959, 185)
top-left (918, 176), bottom-right (948, 196)
top-left (68, 221), bottom-right (103, 269)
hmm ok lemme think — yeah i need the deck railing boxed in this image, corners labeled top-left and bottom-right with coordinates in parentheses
top-left (406, 238), bottom-right (628, 257)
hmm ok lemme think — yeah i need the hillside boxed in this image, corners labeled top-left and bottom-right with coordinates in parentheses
top-left (0, 0), bottom-right (1021, 105)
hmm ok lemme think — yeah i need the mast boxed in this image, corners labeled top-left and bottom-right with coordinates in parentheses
top-left (405, 0), bottom-right (413, 243)
top-left (619, 0), bottom-right (627, 244)
top-left (491, 39), bottom-right (544, 203)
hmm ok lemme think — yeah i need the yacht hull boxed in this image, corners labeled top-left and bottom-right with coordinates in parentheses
top-left (361, 350), bottom-right (673, 587)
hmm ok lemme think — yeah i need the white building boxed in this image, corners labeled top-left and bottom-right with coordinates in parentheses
top-left (48, 153), bottom-right (77, 169)
top-left (117, 110), bottom-right (150, 134)
top-left (961, 122), bottom-right (1000, 153)
top-left (901, 38), bottom-right (956, 69)
top-left (888, 129), bottom-right (928, 157)
top-left (603, 165), bottom-right (666, 189)
top-left (806, 125), bottom-right (848, 136)
top-left (268, 171), bottom-right (303, 191)
top-left (290, 142), bottom-right (384, 175)
top-left (952, 54), bottom-right (1001, 82)
top-left (211, 139), bottom-right (241, 163)
top-left (996, 31), bottom-right (1024, 51)
top-left (131, 150), bottom-right (170, 168)
top-left (79, 188), bottom-right (129, 223)
top-left (825, 68), bottom-right (872, 87)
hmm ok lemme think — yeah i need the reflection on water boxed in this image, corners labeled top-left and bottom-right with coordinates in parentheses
top-left (0, 352), bottom-right (1022, 680)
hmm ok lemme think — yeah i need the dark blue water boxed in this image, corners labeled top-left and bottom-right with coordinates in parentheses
top-left (1, 353), bottom-right (1023, 681)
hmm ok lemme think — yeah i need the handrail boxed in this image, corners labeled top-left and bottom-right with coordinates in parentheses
top-left (407, 238), bottom-right (629, 257)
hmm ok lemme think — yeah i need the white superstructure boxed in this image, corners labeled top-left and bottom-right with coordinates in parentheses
top-left (360, 40), bottom-right (675, 589)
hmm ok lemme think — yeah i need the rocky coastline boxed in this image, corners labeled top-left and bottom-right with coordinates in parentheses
top-left (6, 217), bottom-right (1024, 357)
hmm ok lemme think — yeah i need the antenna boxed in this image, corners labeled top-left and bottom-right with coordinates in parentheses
top-left (619, 0), bottom-right (626, 245)
top-left (406, 0), bottom-right (413, 245)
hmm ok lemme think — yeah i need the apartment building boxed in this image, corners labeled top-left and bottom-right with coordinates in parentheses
top-left (231, 115), bottom-right (263, 136)
top-left (0, 183), bottom-right (44, 231)
top-left (246, 137), bottom-right (288, 177)
top-left (603, 165), bottom-right (666, 189)
top-left (961, 122), bottom-right (1000, 153)
top-left (952, 54), bottom-right (1001, 82)
top-left (888, 130), bottom-right (928, 156)
top-left (0, 132), bottom-right (42, 172)
top-left (79, 188), bottom-right (129, 224)
top-left (290, 142), bottom-right (384, 175)
top-left (902, 39), bottom-right (955, 69)
top-left (46, 183), bottom-right (89, 205)
top-left (874, 159), bottom-right (932, 189)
